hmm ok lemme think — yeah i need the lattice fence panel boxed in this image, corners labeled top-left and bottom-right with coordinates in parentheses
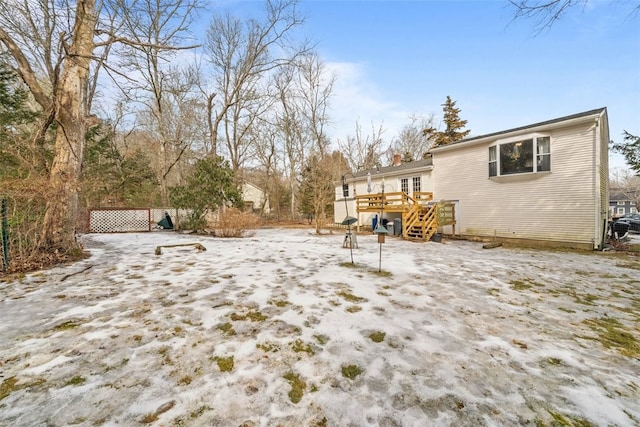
top-left (89, 209), bottom-right (150, 233)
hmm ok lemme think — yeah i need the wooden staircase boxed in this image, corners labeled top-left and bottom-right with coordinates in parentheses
top-left (355, 192), bottom-right (455, 241)
top-left (403, 203), bottom-right (438, 241)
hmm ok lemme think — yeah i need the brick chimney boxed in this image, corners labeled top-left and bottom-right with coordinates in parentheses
top-left (393, 153), bottom-right (402, 166)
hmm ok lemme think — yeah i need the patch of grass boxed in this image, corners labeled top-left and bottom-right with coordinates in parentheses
top-left (158, 346), bottom-right (172, 365)
top-left (269, 299), bottom-right (289, 307)
top-left (140, 413), bottom-right (159, 424)
top-left (283, 371), bottom-right (306, 404)
top-left (212, 356), bottom-right (234, 372)
top-left (558, 307), bottom-right (576, 314)
top-left (487, 288), bottom-right (500, 296)
top-left (547, 409), bottom-right (595, 426)
top-left (178, 375), bottom-right (192, 385)
top-left (189, 405), bottom-right (212, 419)
top-left (230, 310), bottom-right (267, 322)
top-left (339, 262), bottom-right (358, 268)
top-left (574, 294), bottom-right (599, 305)
top-left (64, 376), bottom-right (86, 386)
top-left (369, 331), bottom-right (386, 343)
top-left (346, 305), bottom-right (362, 313)
top-left (615, 261), bottom-right (640, 270)
top-left (0, 377), bottom-right (18, 401)
top-left (256, 342), bottom-right (280, 352)
top-left (336, 291), bottom-right (367, 303)
top-left (510, 280), bottom-right (532, 291)
top-left (53, 320), bottom-right (82, 331)
top-left (546, 357), bottom-right (563, 366)
top-left (341, 364), bottom-right (363, 380)
top-left (217, 322), bottom-right (236, 336)
top-left (583, 317), bottom-right (640, 358)
top-left (290, 339), bottom-right (314, 355)
top-left (370, 269), bottom-right (392, 277)
top-left (313, 334), bottom-right (329, 345)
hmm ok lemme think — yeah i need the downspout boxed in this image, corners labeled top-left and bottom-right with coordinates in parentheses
top-left (593, 116), bottom-right (602, 250)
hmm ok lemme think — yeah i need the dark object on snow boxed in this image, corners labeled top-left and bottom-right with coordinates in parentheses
top-left (158, 212), bottom-right (174, 230)
top-left (155, 242), bottom-right (206, 255)
top-left (483, 241), bottom-right (502, 249)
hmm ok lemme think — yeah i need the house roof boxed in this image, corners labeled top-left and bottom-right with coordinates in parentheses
top-left (609, 189), bottom-right (632, 201)
top-left (344, 157), bottom-right (433, 182)
top-left (340, 107), bottom-right (607, 184)
top-left (431, 107), bottom-right (607, 151)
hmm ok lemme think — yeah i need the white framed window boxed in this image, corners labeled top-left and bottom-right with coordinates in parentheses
top-left (412, 177), bottom-right (421, 192)
top-left (631, 202), bottom-right (636, 206)
top-left (631, 207), bottom-right (638, 213)
top-left (617, 201), bottom-right (626, 205)
top-left (489, 135), bottom-right (551, 177)
top-left (401, 178), bottom-right (409, 194)
top-left (617, 207), bottom-right (625, 215)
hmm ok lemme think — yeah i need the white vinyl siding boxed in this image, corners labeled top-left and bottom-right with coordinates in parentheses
top-left (433, 123), bottom-right (599, 246)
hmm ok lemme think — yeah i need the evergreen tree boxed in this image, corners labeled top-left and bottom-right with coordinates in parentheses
top-left (423, 96), bottom-right (470, 147)
top-left (82, 124), bottom-right (159, 206)
top-left (0, 62), bottom-right (39, 179)
top-left (611, 131), bottom-right (640, 177)
top-left (169, 157), bottom-right (243, 229)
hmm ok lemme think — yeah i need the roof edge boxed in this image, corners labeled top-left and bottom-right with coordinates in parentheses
top-left (431, 107), bottom-right (607, 152)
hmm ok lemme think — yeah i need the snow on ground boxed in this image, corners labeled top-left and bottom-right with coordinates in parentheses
top-left (1, 228), bottom-right (639, 427)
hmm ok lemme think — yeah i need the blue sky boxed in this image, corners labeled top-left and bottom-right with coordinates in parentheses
top-left (214, 0), bottom-right (640, 171)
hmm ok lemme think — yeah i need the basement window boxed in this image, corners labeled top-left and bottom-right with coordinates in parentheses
top-left (489, 136), bottom-right (551, 177)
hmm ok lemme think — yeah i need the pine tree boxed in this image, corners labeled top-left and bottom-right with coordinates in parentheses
top-left (423, 96), bottom-right (471, 146)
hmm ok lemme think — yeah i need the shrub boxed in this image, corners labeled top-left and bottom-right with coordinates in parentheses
top-left (210, 208), bottom-right (260, 238)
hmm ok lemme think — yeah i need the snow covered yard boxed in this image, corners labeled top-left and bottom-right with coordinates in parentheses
top-left (1, 228), bottom-right (639, 427)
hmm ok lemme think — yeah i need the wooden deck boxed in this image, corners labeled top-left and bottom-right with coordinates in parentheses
top-left (355, 191), bottom-right (455, 241)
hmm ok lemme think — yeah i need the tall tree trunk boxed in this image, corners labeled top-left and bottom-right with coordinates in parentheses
top-left (40, 0), bottom-right (96, 251)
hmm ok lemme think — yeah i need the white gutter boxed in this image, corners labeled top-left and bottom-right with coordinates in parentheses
top-left (593, 114), bottom-right (602, 250)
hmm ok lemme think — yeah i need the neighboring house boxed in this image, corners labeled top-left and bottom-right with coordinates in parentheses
top-left (335, 107), bottom-right (610, 250)
top-left (242, 182), bottom-right (271, 214)
top-left (609, 190), bottom-right (636, 218)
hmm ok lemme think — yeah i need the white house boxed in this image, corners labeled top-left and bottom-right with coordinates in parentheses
top-left (242, 182), bottom-right (270, 214)
top-left (334, 107), bottom-right (610, 250)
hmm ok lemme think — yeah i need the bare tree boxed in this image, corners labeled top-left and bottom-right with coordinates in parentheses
top-left (300, 150), bottom-right (346, 234)
top-left (509, 0), bottom-right (640, 33)
top-left (273, 64), bottom-right (307, 218)
top-left (132, 67), bottom-right (203, 204)
top-left (338, 120), bottom-right (388, 172)
top-left (388, 114), bottom-right (436, 163)
top-left (203, 0), bottom-right (309, 163)
top-left (0, 0), bottom-right (97, 251)
top-left (0, 0), bottom-right (200, 252)
top-left (296, 53), bottom-right (335, 156)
